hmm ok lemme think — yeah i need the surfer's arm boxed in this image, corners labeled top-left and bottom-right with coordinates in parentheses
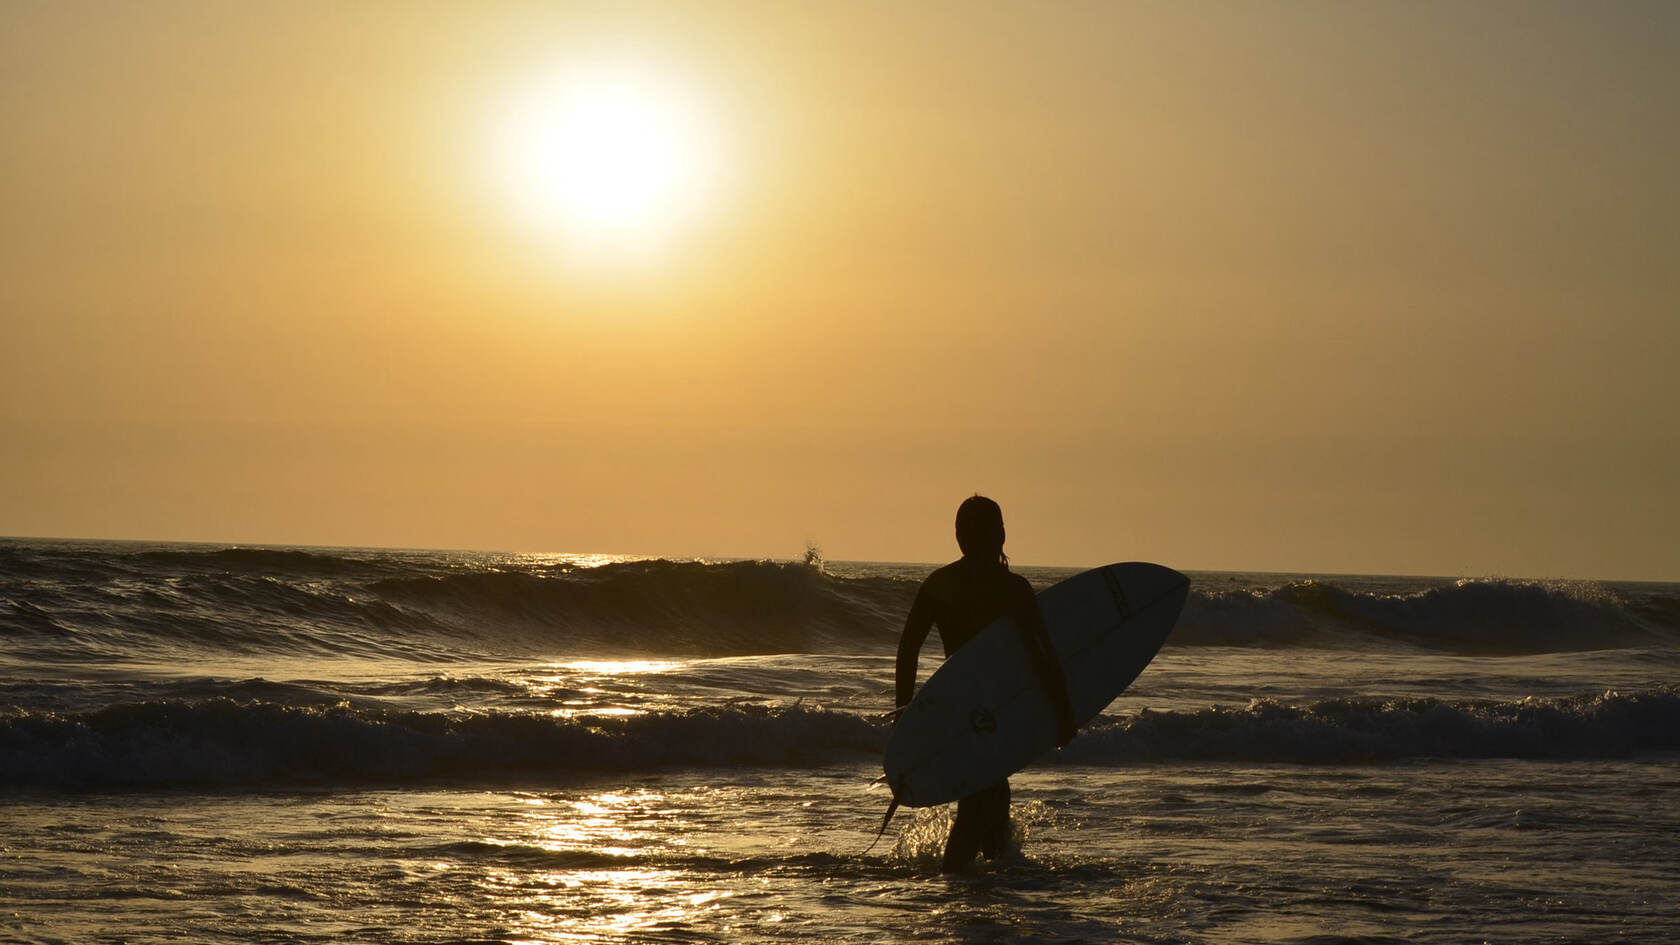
top-left (895, 584), bottom-right (934, 709)
top-left (1016, 585), bottom-right (1078, 747)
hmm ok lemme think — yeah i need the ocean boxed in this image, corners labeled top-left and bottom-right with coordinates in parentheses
top-left (3, 537), bottom-right (1678, 944)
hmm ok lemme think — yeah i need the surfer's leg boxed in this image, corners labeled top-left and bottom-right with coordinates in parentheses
top-left (977, 778), bottom-right (1012, 859)
top-left (943, 808), bottom-right (979, 871)
top-left (943, 781), bottom-right (1010, 871)
top-left (943, 795), bottom-right (984, 871)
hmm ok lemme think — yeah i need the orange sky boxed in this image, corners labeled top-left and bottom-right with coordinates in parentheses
top-left (3, 1), bottom-right (1676, 578)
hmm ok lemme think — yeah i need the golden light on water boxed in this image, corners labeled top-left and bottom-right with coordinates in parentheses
top-left (557, 660), bottom-right (685, 676)
top-left (548, 707), bottom-right (641, 719)
top-left (480, 789), bottom-right (739, 943)
top-left (522, 661), bottom-right (689, 717)
top-left (534, 796), bottom-right (650, 857)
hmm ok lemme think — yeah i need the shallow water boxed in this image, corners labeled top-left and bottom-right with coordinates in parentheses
top-left (8, 757), bottom-right (1679, 944)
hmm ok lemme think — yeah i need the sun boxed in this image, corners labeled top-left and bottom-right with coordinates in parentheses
top-left (492, 58), bottom-right (722, 258)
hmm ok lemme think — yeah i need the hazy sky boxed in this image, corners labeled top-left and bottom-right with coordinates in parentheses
top-left (3, 1), bottom-right (1676, 578)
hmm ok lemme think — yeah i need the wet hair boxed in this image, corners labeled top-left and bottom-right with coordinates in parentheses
top-left (955, 494), bottom-right (1008, 566)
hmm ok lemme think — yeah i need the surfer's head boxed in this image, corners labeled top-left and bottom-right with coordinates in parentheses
top-left (955, 494), bottom-right (1008, 566)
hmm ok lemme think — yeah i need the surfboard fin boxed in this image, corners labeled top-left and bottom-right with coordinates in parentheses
top-left (862, 793), bottom-right (902, 856)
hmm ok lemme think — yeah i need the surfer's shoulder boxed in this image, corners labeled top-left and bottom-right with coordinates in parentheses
top-left (932, 560), bottom-right (972, 578)
top-left (1005, 571), bottom-right (1038, 609)
top-left (918, 561), bottom-right (966, 602)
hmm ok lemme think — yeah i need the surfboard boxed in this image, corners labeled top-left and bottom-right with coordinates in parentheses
top-left (883, 562), bottom-right (1189, 808)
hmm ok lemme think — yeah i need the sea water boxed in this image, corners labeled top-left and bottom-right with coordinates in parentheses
top-left (3, 538), bottom-right (1677, 943)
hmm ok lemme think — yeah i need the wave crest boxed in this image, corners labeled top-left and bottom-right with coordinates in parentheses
top-left (5, 689), bottom-right (1676, 789)
top-left (0, 700), bottom-right (883, 789)
top-left (1068, 687), bottom-right (1680, 764)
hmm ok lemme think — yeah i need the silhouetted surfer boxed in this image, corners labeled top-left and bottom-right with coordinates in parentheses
top-left (895, 495), bottom-right (1077, 871)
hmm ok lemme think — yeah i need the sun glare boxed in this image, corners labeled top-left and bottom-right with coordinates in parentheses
top-left (492, 59), bottom-right (722, 259)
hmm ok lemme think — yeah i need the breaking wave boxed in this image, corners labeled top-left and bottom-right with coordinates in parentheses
top-left (1064, 687), bottom-right (1680, 765)
top-left (0, 701), bottom-right (881, 789)
top-left (4, 689), bottom-right (1675, 789)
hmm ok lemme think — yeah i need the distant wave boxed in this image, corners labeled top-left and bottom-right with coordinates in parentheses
top-left (2, 541), bottom-right (1676, 660)
top-left (364, 559), bottom-right (907, 655)
top-left (4, 689), bottom-right (1675, 789)
top-left (1, 546), bottom-right (908, 661)
top-left (132, 546), bottom-right (396, 576)
top-left (1175, 578), bottom-right (1675, 653)
top-left (1064, 688), bottom-right (1680, 765)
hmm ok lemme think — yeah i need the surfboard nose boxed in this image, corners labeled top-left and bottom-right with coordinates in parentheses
top-left (1103, 561), bottom-right (1190, 614)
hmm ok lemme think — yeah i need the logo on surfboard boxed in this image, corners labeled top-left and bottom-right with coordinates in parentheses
top-left (969, 707), bottom-right (998, 734)
top-left (1101, 567), bottom-right (1132, 619)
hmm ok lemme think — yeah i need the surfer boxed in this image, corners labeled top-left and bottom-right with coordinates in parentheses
top-left (895, 494), bottom-right (1078, 871)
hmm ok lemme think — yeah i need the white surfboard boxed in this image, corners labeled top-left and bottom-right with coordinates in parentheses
top-left (883, 562), bottom-right (1189, 808)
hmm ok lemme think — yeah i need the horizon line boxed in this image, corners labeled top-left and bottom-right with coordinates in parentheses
top-left (3, 532), bottom-right (1671, 586)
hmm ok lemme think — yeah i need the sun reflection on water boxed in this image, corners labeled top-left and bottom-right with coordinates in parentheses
top-left (557, 659), bottom-right (686, 675)
top-left (480, 789), bottom-right (737, 943)
top-left (547, 706), bottom-right (641, 719)
top-left (512, 660), bottom-right (692, 719)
